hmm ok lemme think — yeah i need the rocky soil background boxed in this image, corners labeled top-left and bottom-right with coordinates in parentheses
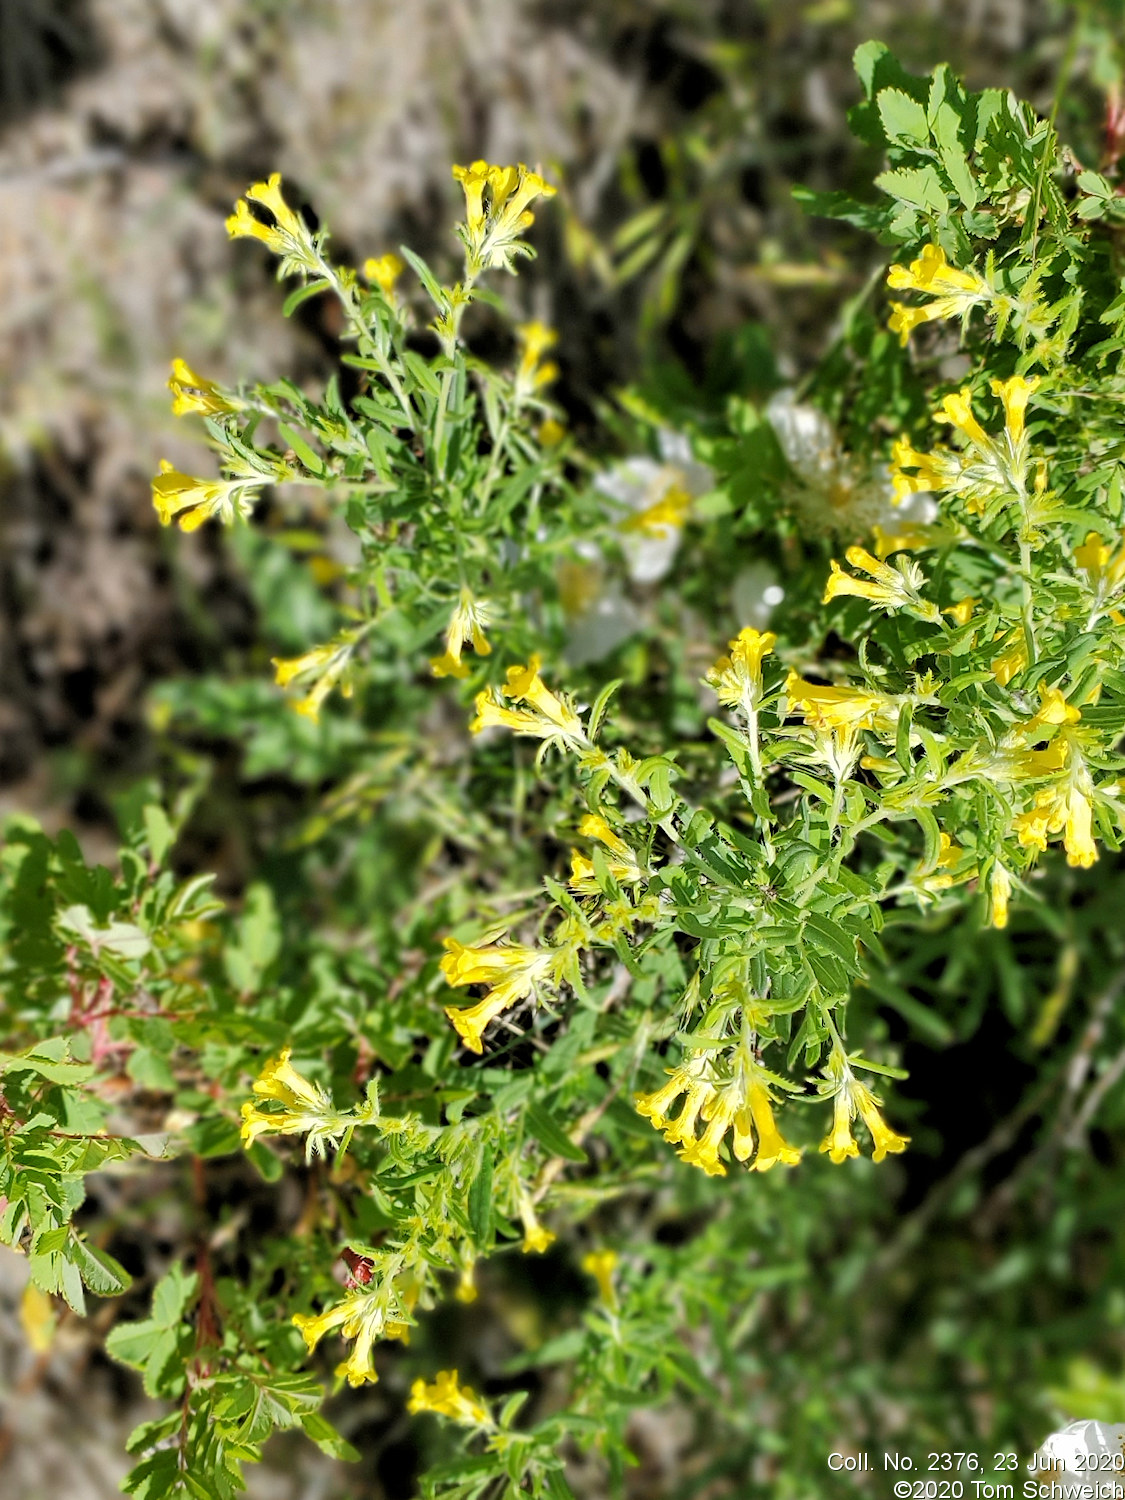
top-left (0, 1), bottom-right (1097, 1495)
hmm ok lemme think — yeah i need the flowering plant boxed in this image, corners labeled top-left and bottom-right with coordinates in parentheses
top-left (4, 42), bottom-right (1125, 1499)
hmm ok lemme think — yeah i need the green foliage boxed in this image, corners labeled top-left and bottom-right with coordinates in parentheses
top-left (5, 40), bottom-right (1125, 1500)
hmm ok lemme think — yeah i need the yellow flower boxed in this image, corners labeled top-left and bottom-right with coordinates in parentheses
top-left (989, 863), bottom-right (1012, 929)
top-left (637, 1060), bottom-right (799, 1176)
top-left (821, 1055), bottom-right (908, 1164)
top-left (706, 627), bottom-right (777, 716)
top-left (167, 358), bottom-right (242, 418)
top-left (363, 252), bottom-right (405, 297)
top-left (990, 374), bottom-right (1039, 446)
top-left (538, 417), bottom-right (567, 447)
top-left (1025, 684), bottom-right (1081, 733)
top-left (910, 831), bottom-right (969, 901)
top-left (944, 596), bottom-right (977, 627)
top-left (785, 670), bottom-right (901, 735)
top-left (568, 812), bottom-right (644, 894)
top-left (151, 461), bottom-right (263, 532)
top-left (452, 161), bottom-right (556, 273)
top-left (430, 590), bottom-right (492, 679)
top-left (440, 937), bottom-right (556, 1053)
top-left (852, 1080), bottom-right (910, 1162)
top-left (271, 638), bottom-right (355, 722)
top-left (886, 245), bottom-right (991, 345)
top-left (819, 1091), bottom-right (860, 1164)
top-left (408, 1371), bottom-right (490, 1426)
top-left (581, 1249), bottom-right (619, 1309)
top-left (746, 1081), bottom-right (801, 1171)
top-left (470, 655), bottom-right (586, 745)
top-left (227, 174), bottom-right (309, 261)
top-left (519, 1197), bottom-right (556, 1255)
top-left (1013, 774), bottom-right (1099, 869)
top-left (889, 436), bottom-right (960, 504)
top-left (823, 546), bottom-right (938, 620)
top-left (990, 632), bottom-right (1028, 687)
top-left (515, 320), bottom-right (559, 396)
top-left (293, 1282), bottom-right (411, 1388)
top-left (240, 1047), bottom-right (375, 1159)
top-left (455, 1263), bottom-right (478, 1304)
top-left (887, 243), bottom-right (985, 297)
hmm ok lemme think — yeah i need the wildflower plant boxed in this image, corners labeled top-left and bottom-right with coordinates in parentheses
top-left (5, 40), bottom-right (1125, 1500)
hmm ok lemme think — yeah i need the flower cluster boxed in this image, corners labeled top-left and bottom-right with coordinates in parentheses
top-left (441, 934), bottom-right (574, 1054)
top-left (408, 1370), bottom-right (492, 1427)
top-left (634, 1053), bottom-right (801, 1177)
top-left (471, 656), bottom-right (587, 750)
top-left (886, 244), bottom-right (993, 345)
top-left (819, 1051), bottom-right (910, 1163)
top-left (452, 160), bottom-right (556, 275)
top-left (239, 1049), bottom-right (377, 1161)
top-left (226, 173), bottom-right (323, 278)
top-left (823, 545), bottom-right (941, 622)
top-left (891, 376), bottom-right (1043, 530)
top-left (568, 813), bottom-right (644, 895)
top-left (293, 1274), bottom-right (418, 1388)
top-left (272, 635), bottom-right (358, 720)
top-left (430, 590), bottom-right (493, 679)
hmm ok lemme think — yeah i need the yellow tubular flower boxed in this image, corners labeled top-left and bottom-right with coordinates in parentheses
top-left (581, 1249), bottom-right (619, 1309)
top-left (944, 597), bottom-right (977, 627)
top-left (706, 627), bottom-right (777, 715)
top-left (819, 1091), bottom-right (860, 1164)
top-left (746, 1082), bottom-right (801, 1171)
top-left (885, 245), bottom-right (990, 345)
top-left (989, 863), bottom-right (1012, 929)
top-left (519, 1197), bottom-right (556, 1255)
top-left (675, 1110), bottom-right (735, 1176)
top-left (990, 633), bottom-right (1028, 686)
top-left (823, 545), bottom-right (936, 618)
top-left (940, 388), bottom-right (990, 449)
top-left (430, 590), bottom-right (492, 679)
top-left (451, 160), bottom-right (491, 233)
top-left (887, 243), bottom-right (984, 297)
top-left (292, 1285), bottom-right (403, 1387)
top-left (272, 645), bottom-right (336, 690)
top-left (890, 436), bottom-right (958, 503)
top-left (167, 358), bottom-right (242, 418)
top-left (440, 937), bottom-right (554, 1053)
top-left (515, 320), bottom-right (559, 395)
top-left (634, 1070), bottom-right (689, 1128)
top-left (506, 655), bottom-right (583, 732)
top-left (364, 252), bottom-right (405, 297)
top-left (408, 1371), bottom-right (490, 1426)
top-left (785, 670), bottom-right (900, 734)
top-left (151, 462), bottom-right (260, 532)
top-left (990, 374), bottom-right (1039, 446)
top-left (227, 174), bottom-right (306, 257)
top-left (852, 1080), bottom-right (909, 1162)
top-left (469, 656), bottom-right (584, 743)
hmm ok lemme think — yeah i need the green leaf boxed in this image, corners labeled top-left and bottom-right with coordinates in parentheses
top-left (877, 88), bottom-right (930, 144)
top-left (874, 165), bottom-right (949, 214)
top-left (468, 1150), bottom-right (494, 1244)
top-left (277, 424), bottom-right (326, 477)
top-left (142, 804), bottom-right (175, 865)
top-left (68, 1234), bottom-right (133, 1297)
top-left (524, 1102), bottom-right (587, 1163)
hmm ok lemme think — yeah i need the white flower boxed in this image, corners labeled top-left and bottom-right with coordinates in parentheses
top-left (594, 429), bottom-right (713, 584)
top-left (1033, 1421), bottom-right (1125, 1483)
top-left (766, 390), bottom-right (899, 537)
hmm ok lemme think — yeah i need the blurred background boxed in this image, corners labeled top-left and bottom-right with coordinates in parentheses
top-left (1, 1), bottom-right (1122, 1496)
